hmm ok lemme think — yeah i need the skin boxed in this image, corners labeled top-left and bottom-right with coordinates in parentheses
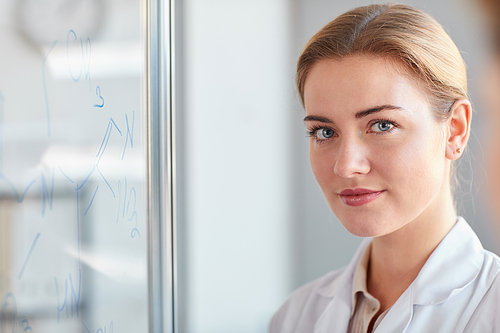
top-left (303, 55), bottom-right (472, 326)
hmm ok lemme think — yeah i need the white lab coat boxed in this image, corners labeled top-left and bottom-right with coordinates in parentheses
top-left (270, 217), bottom-right (500, 333)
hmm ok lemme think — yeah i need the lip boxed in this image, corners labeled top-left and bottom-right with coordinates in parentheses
top-left (338, 188), bottom-right (385, 207)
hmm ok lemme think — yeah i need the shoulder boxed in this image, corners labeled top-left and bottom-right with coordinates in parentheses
top-left (276, 268), bottom-right (346, 312)
top-left (483, 247), bottom-right (500, 268)
top-left (478, 248), bottom-right (500, 301)
top-left (463, 249), bottom-right (500, 332)
top-left (477, 248), bottom-right (500, 299)
top-left (478, 248), bottom-right (500, 292)
top-left (269, 268), bottom-right (347, 333)
top-left (269, 239), bottom-right (371, 333)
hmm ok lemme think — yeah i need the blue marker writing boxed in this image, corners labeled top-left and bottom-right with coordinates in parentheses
top-left (17, 233), bottom-right (41, 280)
top-left (42, 40), bottom-right (57, 137)
top-left (94, 85), bottom-right (104, 108)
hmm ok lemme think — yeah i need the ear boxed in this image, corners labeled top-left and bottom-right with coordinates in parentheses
top-left (445, 99), bottom-right (472, 160)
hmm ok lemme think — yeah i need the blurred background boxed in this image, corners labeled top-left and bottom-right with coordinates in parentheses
top-left (175, 0), bottom-right (500, 332)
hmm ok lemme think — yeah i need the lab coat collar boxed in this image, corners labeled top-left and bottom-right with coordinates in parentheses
top-left (313, 217), bottom-right (484, 333)
top-left (317, 237), bottom-right (371, 299)
top-left (377, 217), bottom-right (484, 332)
top-left (411, 217), bottom-right (484, 305)
top-left (314, 238), bottom-right (371, 332)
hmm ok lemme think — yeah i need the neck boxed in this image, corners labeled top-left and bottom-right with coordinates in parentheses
top-left (367, 186), bottom-right (457, 312)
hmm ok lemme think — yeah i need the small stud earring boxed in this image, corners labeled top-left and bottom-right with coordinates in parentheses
top-left (456, 148), bottom-right (462, 154)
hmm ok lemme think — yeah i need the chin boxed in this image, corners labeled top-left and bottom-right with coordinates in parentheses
top-left (336, 212), bottom-right (393, 238)
top-left (342, 223), bottom-right (383, 238)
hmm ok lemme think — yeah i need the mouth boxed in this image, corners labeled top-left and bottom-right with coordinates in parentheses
top-left (338, 188), bottom-right (385, 207)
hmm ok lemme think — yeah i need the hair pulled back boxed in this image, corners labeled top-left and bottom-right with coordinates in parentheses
top-left (297, 4), bottom-right (467, 121)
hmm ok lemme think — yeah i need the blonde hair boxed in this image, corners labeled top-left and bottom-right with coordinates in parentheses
top-left (297, 4), bottom-right (467, 121)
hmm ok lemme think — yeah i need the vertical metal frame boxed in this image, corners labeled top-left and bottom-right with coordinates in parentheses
top-left (147, 0), bottom-right (175, 332)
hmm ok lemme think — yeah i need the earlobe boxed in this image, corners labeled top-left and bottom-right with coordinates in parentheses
top-left (445, 99), bottom-right (472, 160)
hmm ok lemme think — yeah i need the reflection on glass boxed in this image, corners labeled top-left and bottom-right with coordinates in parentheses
top-left (0, 0), bottom-right (148, 332)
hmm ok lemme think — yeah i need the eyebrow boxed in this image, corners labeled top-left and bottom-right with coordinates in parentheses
top-left (354, 104), bottom-right (404, 119)
top-left (303, 104), bottom-right (404, 122)
top-left (303, 115), bottom-right (333, 123)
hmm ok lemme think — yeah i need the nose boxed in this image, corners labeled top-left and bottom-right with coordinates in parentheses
top-left (334, 138), bottom-right (370, 178)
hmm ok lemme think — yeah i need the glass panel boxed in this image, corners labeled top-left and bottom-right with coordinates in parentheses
top-left (0, 0), bottom-right (148, 332)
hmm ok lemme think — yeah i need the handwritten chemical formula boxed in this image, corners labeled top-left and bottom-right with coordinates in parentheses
top-left (0, 15), bottom-right (148, 332)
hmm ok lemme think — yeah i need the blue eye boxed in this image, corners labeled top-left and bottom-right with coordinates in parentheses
top-left (316, 128), bottom-right (335, 140)
top-left (371, 120), bottom-right (395, 133)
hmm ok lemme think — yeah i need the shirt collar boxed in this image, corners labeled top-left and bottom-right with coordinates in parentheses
top-left (350, 241), bottom-right (373, 315)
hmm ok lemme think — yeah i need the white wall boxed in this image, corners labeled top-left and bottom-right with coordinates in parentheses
top-left (179, 0), bottom-right (293, 332)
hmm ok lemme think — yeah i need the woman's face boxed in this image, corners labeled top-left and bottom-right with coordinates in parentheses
top-left (304, 56), bottom-right (451, 237)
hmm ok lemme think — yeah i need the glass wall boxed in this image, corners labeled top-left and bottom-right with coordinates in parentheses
top-left (0, 1), bottom-right (149, 332)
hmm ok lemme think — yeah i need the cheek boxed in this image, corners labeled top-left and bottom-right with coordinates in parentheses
top-left (379, 133), bottom-right (446, 194)
top-left (309, 147), bottom-right (334, 185)
top-left (309, 151), bottom-right (323, 184)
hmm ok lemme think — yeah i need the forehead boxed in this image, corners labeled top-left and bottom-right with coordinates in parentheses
top-left (303, 56), bottom-right (427, 115)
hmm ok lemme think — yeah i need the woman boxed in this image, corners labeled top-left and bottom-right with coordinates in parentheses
top-left (270, 4), bottom-right (500, 333)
